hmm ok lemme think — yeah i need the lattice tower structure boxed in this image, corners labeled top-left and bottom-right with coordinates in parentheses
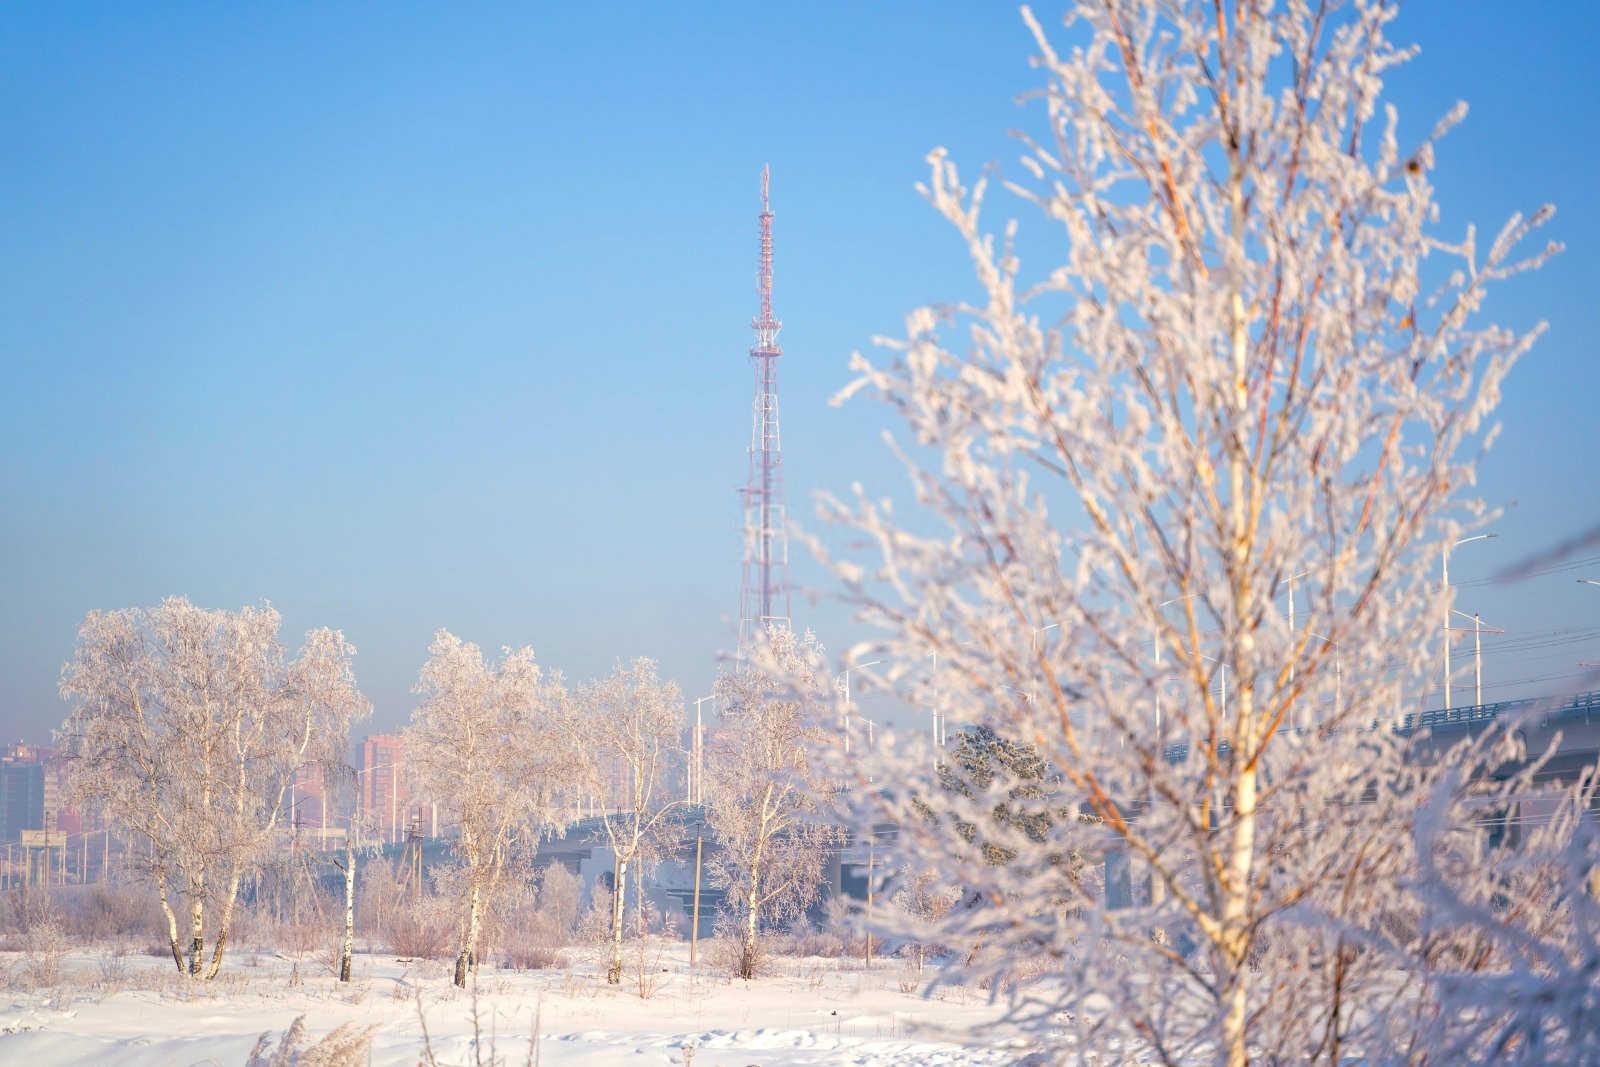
top-left (738, 164), bottom-right (792, 652)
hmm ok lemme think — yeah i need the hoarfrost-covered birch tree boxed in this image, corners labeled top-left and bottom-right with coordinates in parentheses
top-left (570, 657), bottom-right (685, 984)
top-left (58, 598), bottom-right (368, 979)
top-left (707, 628), bottom-right (839, 980)
top-left (280, 627), bottom-right (372, 984)
top-left (807, 1), bottom-right (1560, 1061)
top-left (405, 630), bottom-right (571, 987)
top-left (328, 767), bottom-right (382, 984)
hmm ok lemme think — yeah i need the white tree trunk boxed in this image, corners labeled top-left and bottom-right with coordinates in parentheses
top-left (188, 880), bottom-right (205, 977)
top-left (1218, 121), bottom-right (1256, 1067)
top-left (340, 842), bottom-right (356, 982)
top-left (455, 878), bottom-right (482, 988)
top-left (742, 871), bottom-right (761, 979)
top-left (1221, 763), bottom-right (1257, 1067)
top-left (205, 865), bottom-right (242, 979)
top-left (156, 865), bottom-right (183, 974)
top-left (741, 807), bottom-right (770, 980)
top-left (607, 855), bottom-right (628, 984)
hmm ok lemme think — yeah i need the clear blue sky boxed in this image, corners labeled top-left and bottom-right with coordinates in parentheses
top-left (2, 2), bottom-right (1596, 741)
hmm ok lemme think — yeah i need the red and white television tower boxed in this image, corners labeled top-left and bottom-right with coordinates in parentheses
top-left (738, 165), bottom-right (791, 652)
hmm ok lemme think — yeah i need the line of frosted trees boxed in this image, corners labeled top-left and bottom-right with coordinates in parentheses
top-left (55, 602), bottom-right (836, 989)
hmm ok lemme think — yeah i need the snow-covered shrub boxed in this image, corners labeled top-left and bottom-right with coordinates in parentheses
top-left (890, 868), bottom-right (961, 974)
top-left (628, 926), bottom-right (673, 1000)
top-left (379, 884), bottom-right (455, 961)
top-left (708, 913), bottom-right (770, 979)
top-left (95, 942), bottom-right (133, 988)
top-left (68, 882), bottom-right (151, 941)
top-left (575, 885), bottom-right (614, 945)
top-left (16, 901), bottom-right (68, 989)
top-left (537, 862), bottom-right (582, 939)
top-left (772, 915), bottom-right (848, 959)
top-left (499, 904), bottom-right (569, 972)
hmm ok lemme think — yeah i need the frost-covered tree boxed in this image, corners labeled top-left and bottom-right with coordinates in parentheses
top-left (707, 628), bottom-right (839, 980)
top-left (570, 657), bottom-right (685, 984)
top-left (404, 630), bottom-right (571, 987)
top-left (810, 1), bottom-right (1557, 1061)
top-left (891, 866), bottom-right (962, 976)
top-left (58, 598), bottom-right (368, 978)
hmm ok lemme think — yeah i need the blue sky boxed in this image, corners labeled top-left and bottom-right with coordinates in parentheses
top-left (2, 2), bottom-right (1596, 741)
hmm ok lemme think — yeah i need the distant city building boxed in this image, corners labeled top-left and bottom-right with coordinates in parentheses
top-left (0, 749), bottom-right (44, 844)
top-left (0, 740), bottom-right (74, 842)
top-left (360, 734), bottom-right (417, 843)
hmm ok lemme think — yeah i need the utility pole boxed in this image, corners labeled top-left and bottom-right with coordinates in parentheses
top-left (865, 832), bottom-right (875, 969)
top-left (690, 829), bottom-right (704, 967)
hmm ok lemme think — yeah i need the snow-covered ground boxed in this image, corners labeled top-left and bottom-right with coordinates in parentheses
top-left (0, 944), bottom-right (1036, 1065)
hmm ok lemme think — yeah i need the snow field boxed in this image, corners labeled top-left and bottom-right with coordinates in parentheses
top-left (0, 942), bottom-right (1033, 1065)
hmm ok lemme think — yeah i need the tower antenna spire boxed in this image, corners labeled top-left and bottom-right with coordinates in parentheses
top-left (738, 164), bottom-right (791, 653)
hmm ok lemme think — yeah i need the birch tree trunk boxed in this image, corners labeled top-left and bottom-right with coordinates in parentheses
top-left (1219, 114), bottom-right (1255, 1067)
top-left (607, 855), bottom-right (628, 984)
top-left (188, 878), bottom-right (205, 977)
top-left (741, 867), bottom-right (761, 980)
top-left (340, 840), bottom-right (356, 982)
top-left (455, 877), bottom-right (483, 988)
top-left (156, 865), bottom-right (183, 974)
top-left (741, 802), bottom-right (769, 980)
top-left (205, 864), bottom-right (243, 979)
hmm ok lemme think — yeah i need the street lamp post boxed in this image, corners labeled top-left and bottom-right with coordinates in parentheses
top-left (1443, 534), bottom-right (1496, 710)
top-left (691, 696), bottom-right (713, 805)
top-left (1154, 595), bottom-right (1198, 736)
top-left (352, 760), bottom-right (405, 848)
top-left (1306, 631), bottom-right (1341, 721)
top-left (1449, 609), bottom-right (1503, 708)
top-left (1284, 571), bottom-right (1309, 689)
top-left (838, 661), bottom-right (881, 755)
top-left (1199, 654), bottom-right (1228, 719)
top-left (1030, 622), bottom-right (1060, 708)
